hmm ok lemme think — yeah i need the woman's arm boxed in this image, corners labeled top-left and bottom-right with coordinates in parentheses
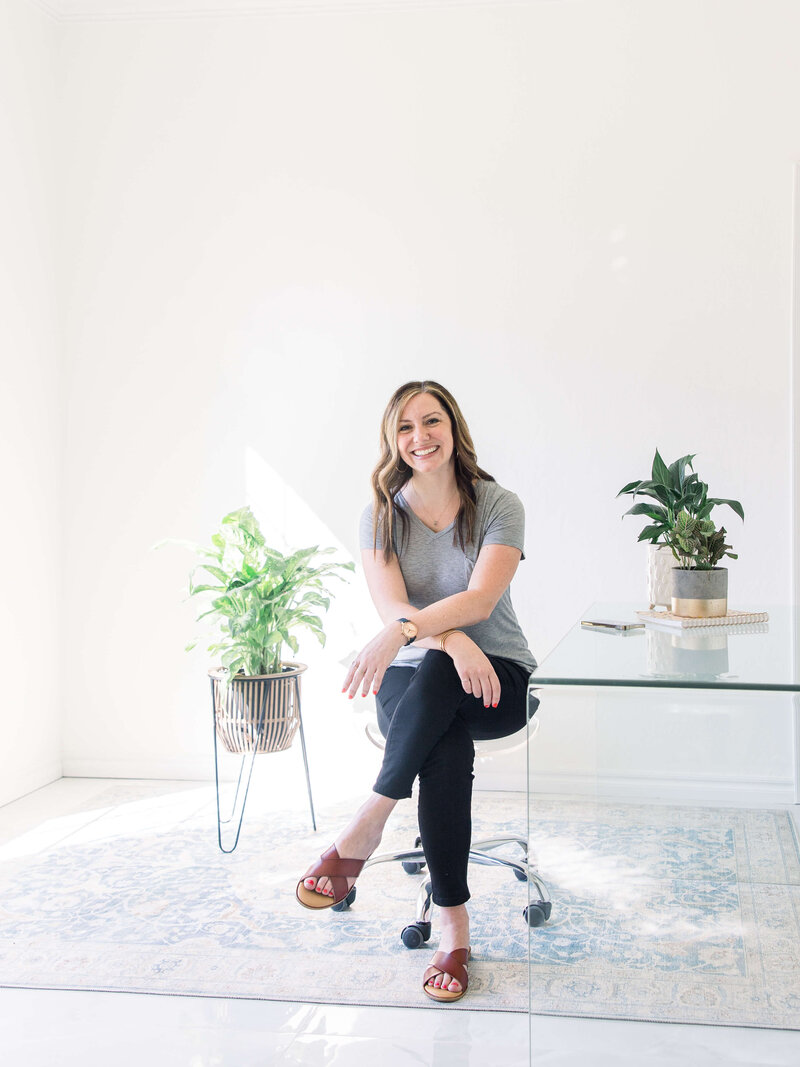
top-left (343, 543), bottom-right (522, 701)
top-left (361, 544), bottom-right (521, 636)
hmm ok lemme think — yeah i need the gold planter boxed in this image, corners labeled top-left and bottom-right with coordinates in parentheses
top-left (671, 568), bottom-right (728, 618)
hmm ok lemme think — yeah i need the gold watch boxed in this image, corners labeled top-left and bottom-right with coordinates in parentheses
top-left (397, 618), bottom-right (418, 645)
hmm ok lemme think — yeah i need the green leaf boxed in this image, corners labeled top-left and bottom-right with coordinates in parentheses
top-left (651, 449), bottom-right (672, 487)
top-left (200, 564), bottom-right (230, 584)
top-left (707, 497), bottom-right (745, 521)
top-left (222, 507), bottom-right (266, 545)
top-left (636, 524), bottom-right (666, 543)
top-left (623, 503), bottom-right (668, 522)
top-left (153, 537), bottom-right (218, 558)
top-left (617, 480), bottom-right (644, 497)
top-left (667, 453), bottom-right (696, 491)
top-left (298, 591), bottom-right (331, 610)
top-left (286, 546), bottom-right (320, 566)
top-left (188, 582), bottom-right (225, 596)
top-left (633, 480), bottom-right (672, 506)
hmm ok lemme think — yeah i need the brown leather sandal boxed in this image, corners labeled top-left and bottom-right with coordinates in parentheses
top-left (295, 844), bottom-right (368, 910)
top-left (422, 947), bottom-right (471, 1003)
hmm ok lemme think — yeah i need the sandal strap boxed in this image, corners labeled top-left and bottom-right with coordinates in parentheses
top-left (423, 949), bottom-right (469, 990)
top-left (304, 844), bottom-right (366, 903)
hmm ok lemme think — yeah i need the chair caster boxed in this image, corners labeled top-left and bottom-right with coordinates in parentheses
top-left (402, 860), bottom-right (426, 874)
top-left (331, 887), bottom-right (357, 912)
top-left (523, 901), bottom-right (552, 927)
top-left (401, 921), bottom-right (432, 948)
top-left (403, 836), bottom-right (426, 873)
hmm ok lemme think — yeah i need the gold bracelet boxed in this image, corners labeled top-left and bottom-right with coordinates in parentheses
top-left (440, 629), bottom-right (462, 654)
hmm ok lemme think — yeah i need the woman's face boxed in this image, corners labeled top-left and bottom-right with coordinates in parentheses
top-left (396, 392), bottom-right (455, 475)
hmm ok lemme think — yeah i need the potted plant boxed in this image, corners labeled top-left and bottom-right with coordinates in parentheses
top-left (167, 506), bottom-right (354, 754)
top-left (618, 450), bottom-right (744, 617)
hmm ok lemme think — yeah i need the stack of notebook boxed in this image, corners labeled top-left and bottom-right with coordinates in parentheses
top-left (636, 609), bottom-right (769, 630)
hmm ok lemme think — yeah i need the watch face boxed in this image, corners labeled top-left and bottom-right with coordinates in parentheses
top-left (400, 620), bottom-right (418, 642)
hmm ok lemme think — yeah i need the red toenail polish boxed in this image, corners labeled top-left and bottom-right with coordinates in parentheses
top-left (492, 702), bottom-right (498, 707)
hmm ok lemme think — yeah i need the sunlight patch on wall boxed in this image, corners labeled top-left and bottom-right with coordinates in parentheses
top-left (244, 445), bottom-right (378, 668)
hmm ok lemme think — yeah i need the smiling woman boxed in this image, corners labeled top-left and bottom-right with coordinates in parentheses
top-left (295, 380), bottom-right (537, 1005)
top-left (370, 381), bottom-right (499, 566)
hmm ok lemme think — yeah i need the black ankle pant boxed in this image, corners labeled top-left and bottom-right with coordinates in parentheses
top-left (373, 650), bottom-right (532, 908)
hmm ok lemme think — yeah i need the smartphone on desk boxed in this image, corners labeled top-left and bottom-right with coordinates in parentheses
top-left (581, 619), bottom-right (645, 634)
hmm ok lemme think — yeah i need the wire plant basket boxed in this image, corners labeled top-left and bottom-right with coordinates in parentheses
top-left (208, 662), bottom-right (307, 754)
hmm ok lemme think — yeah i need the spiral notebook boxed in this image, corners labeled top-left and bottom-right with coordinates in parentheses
top-left (636, 609), bottom-right (769, 630)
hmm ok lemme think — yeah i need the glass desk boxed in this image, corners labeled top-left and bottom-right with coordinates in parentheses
top-left (525, 603), bottom-right (800, 1049)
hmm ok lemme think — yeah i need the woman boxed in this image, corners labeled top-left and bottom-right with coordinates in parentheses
top-left (296, 380), bottom-right (537, 1003)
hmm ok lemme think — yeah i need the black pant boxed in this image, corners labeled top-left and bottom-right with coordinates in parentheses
top-left (373, 650), bottom-right (532, 907)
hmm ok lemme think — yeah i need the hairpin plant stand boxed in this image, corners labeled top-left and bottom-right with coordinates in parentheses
top-left (209, 664), bottom-right (316, 853)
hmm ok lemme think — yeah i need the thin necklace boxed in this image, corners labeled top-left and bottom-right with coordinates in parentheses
top-left (407, 484), bottom-right (458, 529)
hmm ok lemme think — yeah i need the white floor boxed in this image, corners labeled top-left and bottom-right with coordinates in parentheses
top-left (2, 778), bottom-right (800, 1067)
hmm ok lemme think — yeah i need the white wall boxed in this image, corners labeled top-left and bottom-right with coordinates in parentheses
top-left (0, 0), bottom-right (62, 807)
top-left (40, 0), bottom-right (800, 801)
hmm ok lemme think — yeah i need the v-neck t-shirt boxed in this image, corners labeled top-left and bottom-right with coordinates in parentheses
top-left (358, 479), bottom-right (536, 673)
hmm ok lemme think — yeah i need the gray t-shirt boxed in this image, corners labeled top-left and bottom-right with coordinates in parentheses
top-left (359, 479), bottom-right (536, 673)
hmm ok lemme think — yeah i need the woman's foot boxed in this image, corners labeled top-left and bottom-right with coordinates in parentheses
top-left (301, 793), bottom-right (396, 901)
top-left (425, 904), bottom-right (470, 995)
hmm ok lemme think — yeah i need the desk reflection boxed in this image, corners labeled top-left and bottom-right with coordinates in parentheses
top-left (644, 623), bottom-right (768, 680)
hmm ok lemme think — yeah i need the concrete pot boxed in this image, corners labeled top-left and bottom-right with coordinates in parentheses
top-left (671, 568), bottom-right (728, 618)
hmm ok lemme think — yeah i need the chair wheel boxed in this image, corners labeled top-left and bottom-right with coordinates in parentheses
top-left (331, 887), bottom-right (357, 912)
top-left (513, 868), bottom-right (528, 882)
top-left (402, 860), bottom-right (426, 874)
top-left (401, 921), bottom-right (432, 949)
top-left (523, 901), bottom-right (552, 927)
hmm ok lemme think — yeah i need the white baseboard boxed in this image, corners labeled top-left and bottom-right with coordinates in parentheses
top-left (63, 758), bottom-right (797, 807)
top-left (525, 770), bottom-right (797, 807)
top-left (0, 761), bottom-right (63, 809)
top-left (63, 756), bottom-right (221, 783)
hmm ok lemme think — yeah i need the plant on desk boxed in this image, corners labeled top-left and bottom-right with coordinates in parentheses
top-left (617, 449), bottom-right (744, 618)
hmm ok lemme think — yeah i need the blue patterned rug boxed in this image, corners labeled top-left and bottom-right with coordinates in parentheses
top-left (0, 788), bottom-right (798, 1027)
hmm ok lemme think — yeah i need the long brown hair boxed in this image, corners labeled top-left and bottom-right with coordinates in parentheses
top-left (370, 380), bottom-right (494, 562)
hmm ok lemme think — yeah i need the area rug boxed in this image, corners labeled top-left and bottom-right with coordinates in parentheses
top-left (0, 788), bottom-right (799, 1028)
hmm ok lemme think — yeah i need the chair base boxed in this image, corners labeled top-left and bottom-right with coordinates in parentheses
top-left (358, 835), bottom-right (551, 946)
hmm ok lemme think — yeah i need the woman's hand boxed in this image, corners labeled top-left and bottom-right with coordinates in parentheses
top-left (342, 622), bottom-right (406, 699)
top-left (445, 632), bottom-right (501, 707)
